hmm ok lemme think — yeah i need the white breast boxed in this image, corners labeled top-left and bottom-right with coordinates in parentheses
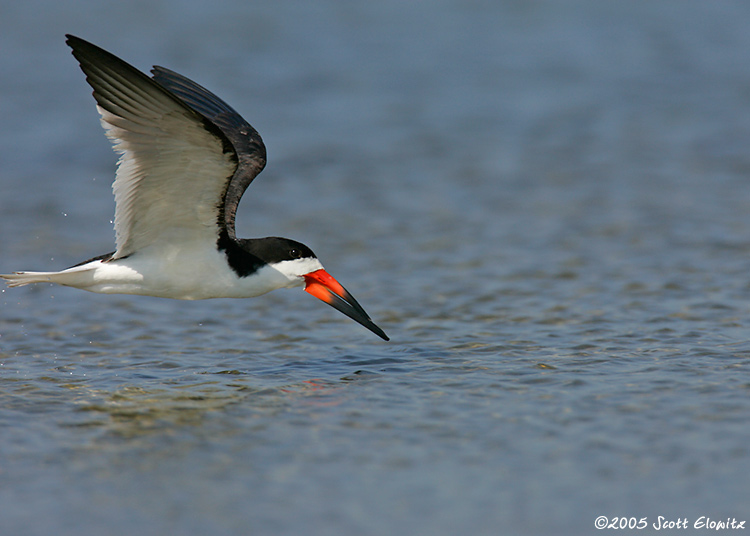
top-left (37, 242), bottom-right (304, 300)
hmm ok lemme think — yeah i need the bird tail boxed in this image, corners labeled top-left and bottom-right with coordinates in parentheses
top-left (1, 266), bottom-right (101, 289)
top-left (1, 271), bottom-right (64, 287)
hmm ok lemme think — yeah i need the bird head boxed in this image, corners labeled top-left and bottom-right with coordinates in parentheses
top-left (255, 238), bottom-right (389, 341)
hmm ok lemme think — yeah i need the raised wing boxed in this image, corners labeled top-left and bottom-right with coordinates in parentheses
top-left (151, 66), bottom-right (266, 240)
top-left (66, 35), bottom-right (238, 258)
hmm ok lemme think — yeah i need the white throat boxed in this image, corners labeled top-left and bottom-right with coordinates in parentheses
top-left (269, 257), bottom-right (325, 283)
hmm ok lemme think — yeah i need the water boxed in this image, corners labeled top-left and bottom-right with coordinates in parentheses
top-left (2, 1), bottom-right (750, 534)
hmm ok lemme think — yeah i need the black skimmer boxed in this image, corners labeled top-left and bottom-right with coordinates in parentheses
top-left (0, 35), bottom-right (389, 341)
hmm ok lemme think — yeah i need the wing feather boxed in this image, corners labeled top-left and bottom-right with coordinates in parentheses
top-left (66, 35), bottom-right (238, 258)
top-left (151, 66), bottom-right (266, 239)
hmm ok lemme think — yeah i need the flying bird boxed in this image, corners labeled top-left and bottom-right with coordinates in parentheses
top-left (0, 35), bottom-right (389, 341)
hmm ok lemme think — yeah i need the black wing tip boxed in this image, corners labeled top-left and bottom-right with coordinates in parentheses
top-left (65, 34), bottom-right (98, 55)
top-left (64, 34), bottom-right (131, 80)
top-left (151, 64), bottom-right (174, 76)
top-left (150, 65), bottom-right (175, 81)
top-left (65, 34), bottom-right (93, 60)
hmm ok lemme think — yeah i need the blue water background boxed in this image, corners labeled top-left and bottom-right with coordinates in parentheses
top-left (2, 1), bottom-right (750, 534)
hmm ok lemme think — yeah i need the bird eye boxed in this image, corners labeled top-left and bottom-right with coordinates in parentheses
top-left (289, 248), bottom-right (300, 258)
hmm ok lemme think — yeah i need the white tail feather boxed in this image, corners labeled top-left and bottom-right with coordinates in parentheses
top-left (1, 263), bottom-right (102, 289)
top-left (1, 272), bottom-right (58, 287)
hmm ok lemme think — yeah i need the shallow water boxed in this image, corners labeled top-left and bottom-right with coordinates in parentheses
top-left (2, 1), bottom-right (750, 535)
